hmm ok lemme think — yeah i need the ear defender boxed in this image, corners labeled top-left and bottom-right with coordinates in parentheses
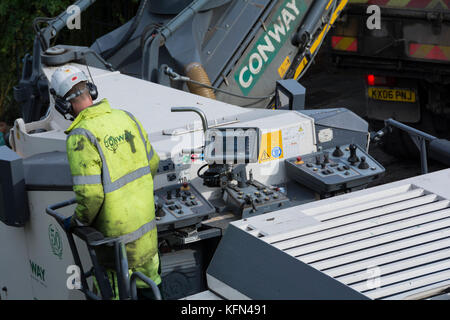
top-left (50, 82), bottom-right (98, 119)
top-left (54, 96), bottom-right (74, 117)
top-left (50, 88), bottom-right (74, 119)
top-left (87, 82), bottom-right (98, 101)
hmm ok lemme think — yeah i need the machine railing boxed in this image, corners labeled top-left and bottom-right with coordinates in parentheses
top-left (372, 118), bottom-right (450, 174)
top-left (46, 198), bottom-right (162, 300)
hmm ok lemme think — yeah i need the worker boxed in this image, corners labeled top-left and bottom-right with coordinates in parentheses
top-left (50, 65), bottom-right (162, 300)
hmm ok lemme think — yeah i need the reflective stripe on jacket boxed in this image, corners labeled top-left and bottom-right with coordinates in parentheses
top-left (65, 99), bottom-right (160, 284)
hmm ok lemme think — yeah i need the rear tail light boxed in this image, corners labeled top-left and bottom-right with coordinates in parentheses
top-left (366, 75), bottom-right (397, 87)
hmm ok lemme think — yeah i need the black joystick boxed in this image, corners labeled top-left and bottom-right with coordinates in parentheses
top-left (155, 202), bottom-right (165, 218)
top-left (175, 188), bottom-right (181, 197)
top-left (323, 152), bottom-right (330, 163)
top-left (167, 190), bottom-right (172, 200)
top-left (347, 144), bottom-right (360, 165)
top-left (358, 156), bottom-right (369, 169)
top-left (315, 155), bottom-right (321, 165)
top-left (332, 146), bottom-right (344, 157)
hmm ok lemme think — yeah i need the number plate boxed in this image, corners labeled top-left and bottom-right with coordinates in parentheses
top-left (368, 87), bottom-right (416, 103)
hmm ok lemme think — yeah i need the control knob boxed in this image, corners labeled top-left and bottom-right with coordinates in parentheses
top-left (332, 146), bottom-right (344, 157)
top-left (358, 156), bottom-right (369, 169)
top-left (347, 144), bottom-right (360, 165)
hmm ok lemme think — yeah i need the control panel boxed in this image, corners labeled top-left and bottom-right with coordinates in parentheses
top-left (224, 180), bottom-right (290, 218)
top-left (156, 157), bottom-right (191, 183)
top-left (154, 182), bottom-right (216, 231)
top-left (285, 144), bottom-right (385, 195)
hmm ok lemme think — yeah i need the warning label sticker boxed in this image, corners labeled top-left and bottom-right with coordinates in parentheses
top-left (260, 150), bottom-right (272, 162)
top-left (278, 56), bottom-right (292, 78)
top-left (258, 130), bottom-right (284, 163)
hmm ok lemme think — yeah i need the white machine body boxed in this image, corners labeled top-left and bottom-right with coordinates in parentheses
top-left (1, 63), bottom-right (316, 300)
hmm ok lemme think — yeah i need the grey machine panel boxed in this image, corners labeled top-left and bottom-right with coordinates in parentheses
top-left (299, 108), bottom-right (369, 150)
top-left (224, 180), bottom-right (290, 218)
top-left (207, 169), bottom-right (450, 300)
top-left (23, 151), bottom-right (73, 190)
top-left (154, 183), bottom-right (216, 232)
top-left (0, 146), bottom-right (29, 227)
top-left (285, 144), bottom-right (385, 194)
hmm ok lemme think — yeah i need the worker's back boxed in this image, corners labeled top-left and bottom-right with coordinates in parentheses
top-left (65, 98), bottom-right (159, 269)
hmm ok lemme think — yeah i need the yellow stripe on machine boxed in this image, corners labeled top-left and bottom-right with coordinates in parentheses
top-left (278, 56), bottom-right (292, 78)
top-left (294, 57), bottom-right (309, 80)
top-left (326, 0), bottom-right (335, 10)
top-left (258, 130), bottom-right (284, 163)
top-left (294, 0), bottom-right (348, 80)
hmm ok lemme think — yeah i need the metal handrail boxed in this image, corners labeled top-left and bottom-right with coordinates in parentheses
top-left (372, 118), bottom-right (441, 174)
top-left (130, 271), bottom-right (162, 300)
top-left (46, 198), bottom-right (162, 300)
top-left (46, 198), bottom-right (106, 299)
top-left (46, 200), bottom-right (121, 299)
top-left (171, 106), bottom-right (209, 133)
top-left (46, 199), bottom-right (121, 247)
top-left (46, 198), bottom-right (77, 226)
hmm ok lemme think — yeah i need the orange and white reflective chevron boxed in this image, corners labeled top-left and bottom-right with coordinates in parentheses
top-left (409, 43), bottom-right (450, 61)
top-left (331, 36), bottom-right (358, 51)
top-left (349, 0), bottom-right (450, 9)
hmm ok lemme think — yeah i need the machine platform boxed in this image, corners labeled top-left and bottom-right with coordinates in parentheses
top-left (207, 169), bottom-right (450, 300)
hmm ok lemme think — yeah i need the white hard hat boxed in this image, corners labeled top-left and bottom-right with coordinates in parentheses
top-left (50, 65), bottom-right (88, 97)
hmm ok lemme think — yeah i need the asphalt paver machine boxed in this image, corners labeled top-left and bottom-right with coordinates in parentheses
top-left (1, 0), bottom-right (450, 300)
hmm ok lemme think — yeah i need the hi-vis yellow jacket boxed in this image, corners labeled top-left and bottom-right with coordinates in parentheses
top-left (65, 99), bottom-right (160, 285)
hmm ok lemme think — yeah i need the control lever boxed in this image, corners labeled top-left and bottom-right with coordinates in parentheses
top-left (154, 196), bottom-right (165, 218)
top-left (245, 194), bottom-right (257, 212)
top-left (358, 156), bottom-right (369, 169)
top-left (332, 146), bottom-right (344, 157)
top-left (232, 164), bottom-right (248, 188)
top-left (348, 144), bottom-right (360, 165)
top-left (315, 155), bottom-right (321, 165)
